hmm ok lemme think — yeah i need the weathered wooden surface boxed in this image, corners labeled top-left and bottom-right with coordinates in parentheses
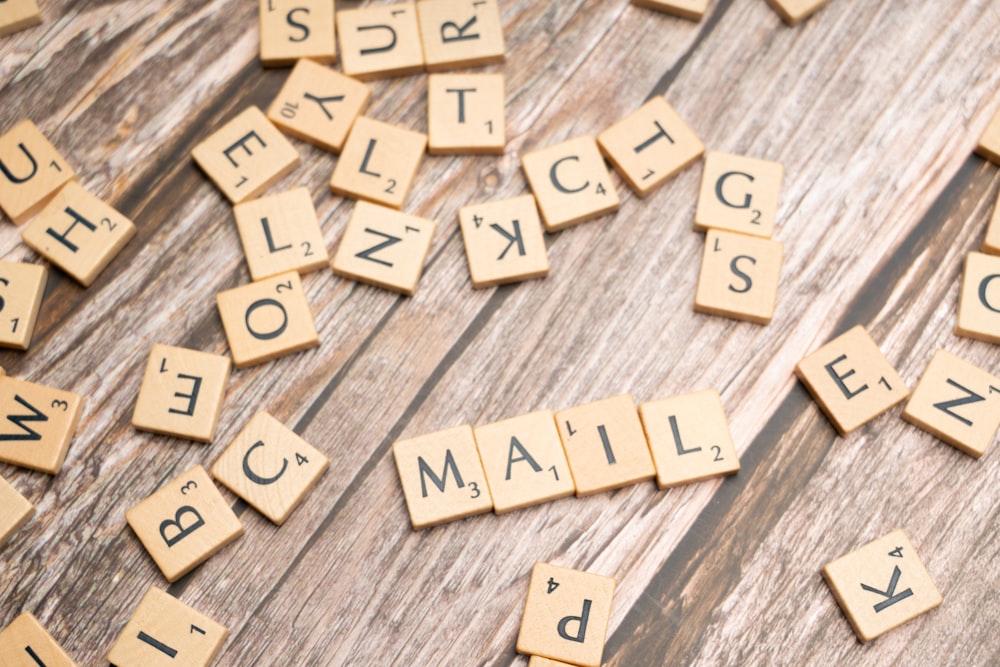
top-left (2, 0), bottom-right (999, 664)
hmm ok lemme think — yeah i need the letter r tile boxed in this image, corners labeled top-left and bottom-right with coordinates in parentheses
top-left (415, 0), bottom-right (505, 71)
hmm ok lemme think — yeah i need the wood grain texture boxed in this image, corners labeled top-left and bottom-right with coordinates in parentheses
top-left (2, 1), bottom-right (1000, 665)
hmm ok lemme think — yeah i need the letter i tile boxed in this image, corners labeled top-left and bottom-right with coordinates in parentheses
top-left (0, 612), bottom-right (77, 666)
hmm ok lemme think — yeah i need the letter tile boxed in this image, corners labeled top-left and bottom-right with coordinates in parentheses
top-left (694, 229), bottom-right (783, 324)
top-left (0, 612), bottom-right (76, 666)
top-left (233, 187), bottom-right (329, 281)
top-left (458, 194), bottom-right (548, 288)
top-left (329, 116), bottom-right (427, 209)
top-left (984, 198), bottom-right (1000, 255)
top-left (0, 260), bottom-right (46, 350)
top-left (258, 0), bottom-right (336, 67)
top-left (0, 120), bottom-right (75, 224)
top-left (0, 474), bottom-right (34, 549)
top-left (956, 251), bottom-right (1000, 344)
top-left (427, 73), bottom-right (505, 155)
top-left (630, 0), bottom-right (708, 21)
top-left (528, 657), bottom-right (577, 667)
top-left (415, 0), bottom-right (505, 71)
top-left (0, 375), bottom-right (84, 474)
top-left (695, 151), bottom-right (783, 238)
top-left (336, 2), bottom-right (424, 80)
top-left (764, 0), bottom-right (829, 25)
top-left (0, 0), bottom-right (42, 37)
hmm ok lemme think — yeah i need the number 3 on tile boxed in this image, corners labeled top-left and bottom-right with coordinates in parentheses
top-left (469, 481), bottom-right (480, 499)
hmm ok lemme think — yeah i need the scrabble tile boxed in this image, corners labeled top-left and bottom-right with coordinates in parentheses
top-left (191, 106), bottom-right (300, 205)
top-left (822, 529), bottom-right (942, 643)
top-left (415, 0), bottom-right (505, 71)
top-left (216, 271), bottom-right (319, 369)
top-left (125, 465), bottom-right (243, 582)
top-left (427, 73), bottom-right (505, 155)
top-left (21, 182), bottom-right (136, 287)
top-left (393, 424), bottom-right (493, 530)
top-left (331, 200), bottom-right (435, 295)
top-left (977, 106), bottom-right (1000, 165)
top-left (0, 0), bottom-right (41, 37)
top-left (0, 475), bottom-right (34, 549)
top-left (555, 394), bottom-right (655, 496)
top-left (267, 59), bottom-right (371, 153)
top-left (516, 562), bottom-right (616, 667)
top-left (956, 251), bottom-right (1000, 344)
top-left (764, 0), bottom-right (829, 25)
top-left (473, 410), bottom-right (575, 514)
top-left (597, 96), bottom-right (704, 197)
top-left (132, 344), bottom-right (231, 443)
top-left (0, 120), bottom-right (75, 224)
top-left (521, 136), bottom-right (620, 232)
top-left (902, 349), bottom-right (1000, 458)
top-left (0, 260), bottom-right (46, 350)
top-left (458, 194), bottom-right (548, 288)
top-left (336, 3), bottom-right (424, 80)
top-left (211, 411), bottom-right (329, 524)
top-left (639, 388), bottom-right (740, 489)
top-left (0, 376), bottom-right (84, 474)
top-left (695, 151), bottom-right (783, 238)
top-left (0, 612), bottom-right (76, 666)
top-left (258, 0), bottom-right (336, 67)
top-left (694, 229), bottom-right (783, 324)
top-left (795, 325), bottom-right (909, 435)
top-left (108, 587), bottom-right (227, 666)
top-left (528, 657), bottom-right (576, 667)
top-left (984, 198), bottom-right (1000, 255)
top-left (631, 0), bottom-right (708, 21)
top-left (233, 187), bottom-right (329, 281)
top-left (329, 116), bottom-right (427, 209)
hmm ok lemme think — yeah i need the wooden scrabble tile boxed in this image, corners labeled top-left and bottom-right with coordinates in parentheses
top-left (822, 529), bottom-right (942, 643)
top-left (977, 106), bottom-right (1000, 165)
top-left (764, 0), bottom-right (829, 25)
top-left (427, 73), bottom-right (505, 155)
top-left (694, 229), bottom-right (783, 324)
top-left (597, 96), bottom-right (704, 197)
top-left (211, 411), bottom-right (329, 524)
top-left (695, 151), bottom-right (783, 238)
top-left (527, 657), bottom-right (577, 667)
top-left (0, 120), bottom-right (75, 224)
top-left (331, 200), bottom-right (435, 295)
top-left (336, 3), bottom-right (424, 80)
top-left (21, 182), bottom-right (136, 287)
top-left (125, 465), bottom-right (243, 582)
top-left (795, 325), bottom-right (910, 435)
top-left (631, 0), bottom-right (708, 22)
top-left (216, 271), bottom-right (319, 369)
top-left (329, 116), bottom-right (426, 209)
top-left (393, 424), bottom-right (493, 529)
top-left (0, 475), bottom-right (34, 549)
top-left (132, 344), bottom-right (231, 443)
top-left (0, 0), bottom-right (41, 37)
top-left (458, 194), bottom-right (548, 288)
top-left (521, 136), bottom-right (620, 232)
top-left (516, 562), bottom-right (616, 667)
top-left (902, 349), bottom-right (1000, 458)
top-left (415, 0), bottom-right (505, 71)
top-left (191, 106), bottom-right (300, 205)
top-left (639, 388), bottom-right (740, 489)
top-left (0, 376), bottom-right (83, 474)
top-left (555, 394), bottom-right (655, 496)
top-left (0, 260), bottom-right (46, 350)
top-left (0, 612), bottom-right (76, 666)
top-left (956, 251), bottom-right (1000, 344)
top-left (473, 410), bottom-right (574, 514)
top-left (266, 59), bottom-right (371, 153)
top-left (233, 187), bottom-right (329, 281)
top-left (984, 198), bottom-right (1000, 255)
top-left (108, 587), bottom-right (227, 666)
top-left (258, 0), bottom-right (336, 67)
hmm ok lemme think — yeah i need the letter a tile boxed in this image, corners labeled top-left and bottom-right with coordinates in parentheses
top-left (694, 229), bottom-right (783, 324)
top-left (0, 612), bottom-right (77, 666)
top-left (956, 251), bottom-right (1000, 344)
top-left (0, 0), bottom-right (42, 37)
top-left (336, 3), bottom-right (424, 80)
top-left (984, 199), bottom-right (1000, 255)
top-left (258, 0), bottom-right (336, 68)
top-left (0, 474), bottom-right (34, 549)
top-left (0, 376), bottom-right (84, 474)
top-left (0, 120), bottom-right (75, 224)
top-left (695, 151), bottom-right (783, 238)
top-left (630, 0), bottom-right (708, 21)
top-left (126, 465), bottom-right (243, 582)
top-left (329, 116), bottom-right (427, 209)
top-left (977, 106), bottom-right (1000, 165)
top-left (764, 0), bottom-right (829, 25)
top-left (233, 187), bottom-right (329, 281)
top-left (0, 260), bottom-right (46, 350)
top-left (415, 0), bottom-right (505, 71)
top-left (458, 194), bottom-right (548, 288)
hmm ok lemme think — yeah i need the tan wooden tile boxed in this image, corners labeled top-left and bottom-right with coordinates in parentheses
top-left (427, 73), bottom-right (505, 155)
top-left (0, 260), bottom-right (46, 350)
top-left (336, 3), bottom-right (424, 80)
top-left (521, 136), bottom-right (620, 232)
top-left (516, 562), bottom-right (616, 667)
top-left (555, 394), bottom-right (655, 496)
top-left (956, 251), bottom-right (1000, 344)
top-left (0, 474), bottom-right (34, 549)
top-left (473, 410), bottom-right (574, 514)
top-left (631, 0), bottom-right (708, 21)
top-left (694, 229), bottom-right (783, 324)
top-left (415, 0), bottom-right (505, 71)
top-left (393, 424), bottom-right (493, 529)
top-left (107, 587), bottom-right (227, 666)
top-left (21, 182), bottom-right (136, 287)
top-left (764, 0), bottom-right (829, 25)
top-left (795, 325), bottom-right (910, 435)
top-left (458, 194), bottom-right (548, 288)
top-left (267, 59), bottom-right (370, 153)
top-left (902, 349), bottom-right (1000, 459)
top-left (977, 106), bottom-right (1000, 165)
top-left (527, 657), bottom-right (576, 667)
top-left (639, 388), bottom-right (740, 489)
top-left (125, 465), bottom-right (243, 582)
top-left (0, 376), bottom-right (83, 474)
top-left (695, 151), bottom-right (783, 238)
top-left (258, 0), bottom-right (335, 67)
top-left (211, 411), bottom-right (329, 524)
top-left (216, 271), bottom-right (319, 369)
top-left (0, 120), bottom-right (75, 224)
top-left (984, 197), bottom-right (1000, 255)
top-left (0, 0), bottom-right (41, 37)
top-left (822, 529), bottom-right (942, 643)
top-left (233, 187), bottom-right (329, 281)
top-left (331, 200), bottom-right (435, 295)
top-left (0, 612), bottom-right (77, 666)
top-left (329, 116), bottom-right (426, 209)
top-left (191, 106), bottom-right (300, 204)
